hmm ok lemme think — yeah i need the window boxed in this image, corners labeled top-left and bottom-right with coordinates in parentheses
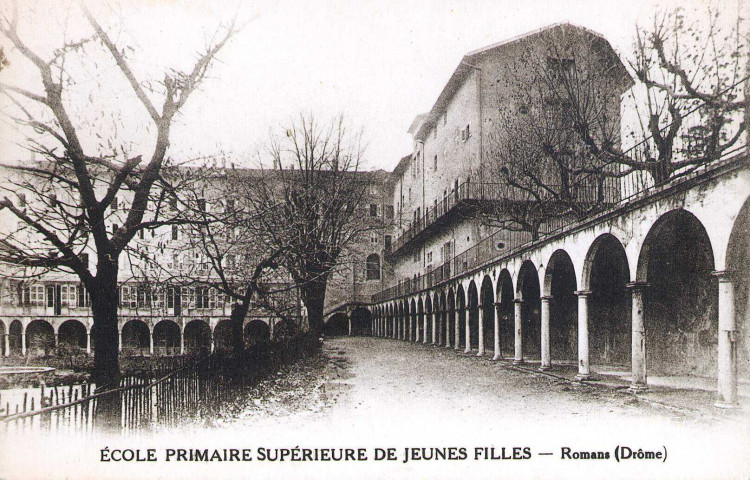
top-left (50, 193), bottom-right (58, 208)
top-left (369, 204), bottom-right (378, 217)
top-left (78, 283), bottom-right (91, 308)
top-left (385, 205), bottom-right (394, 220)
top-left (365, 254), bottom-right (380, 281)
top-left (547, 57), bottom-right (575, 81)
top-left (29, 285), bottom-right (44, 305)
top-left (461, 124), bottom-right (471, 141)
top-left (167, 287), bottom-right (176, 309)
top-left (111, 197), bottom-right (119, 211)
top-left (138, 229), bottom-right (145, 239)
top-left (384, 235), bottom-right (392, 252)
top-left (197, 198), bottom-right (206, 212)
top-left (196, 286), bottom-right (210, 309)
top-left (427, 252), bottom-right (433, 263)
top-left (171, 225), bottom-right (179, 240)
top-left (225, 199), bottom-right (235, 213)
top-left (370, 232), bottom-right (378, 244)
top-left (434, 154), bottom-right (438, 171)
top-left (119, 285), bottom-right (137, 309)
top-left (169, 194), bottom-right (178, 211)
top-left (443, 111), bottom-right (447, 126)
top-left (112, 223), bottom-right (119, 234)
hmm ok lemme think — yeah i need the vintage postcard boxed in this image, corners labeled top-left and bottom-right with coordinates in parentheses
top-left (0, 0), bottom-right (747, 478)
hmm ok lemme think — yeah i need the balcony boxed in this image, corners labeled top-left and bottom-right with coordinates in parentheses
top-left (390, 179), bottom-right (620, 256)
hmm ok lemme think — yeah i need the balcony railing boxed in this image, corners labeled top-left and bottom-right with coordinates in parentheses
top-left (390, 178), bottom-right (620, 254)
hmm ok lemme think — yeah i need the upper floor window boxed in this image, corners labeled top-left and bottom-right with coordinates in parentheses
top-left (366, 254), bottom-right (381, 281)
top-left (111, 196), bottom-right (119, 211)
top-left (385, 205), bottom-right (394, 220)
top-left (369, 204), bottom-right (378, 217)
top-left (461, 124), bottom-right (471, 141)
top-left (547, 57), bottom-right (575, 81)
top-left (443, 111), bottom-right (447, 126)
top-left (434, 154), bottom-right (438, 171)
top-left (197, 198), bottom-right (206, 212)
top-left (171, 225), bottom-right (179, 240)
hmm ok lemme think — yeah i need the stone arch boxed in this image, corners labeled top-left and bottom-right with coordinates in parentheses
top-left (543, 250), bottom-right (578, 363)
top-left (517, 260), bottom-right (541, 360)
top-left (274, 318), bottom-right (298, 340)
top-left (184, 320), bottom-right (212, 354)
top-left (447, 287), bottom-right (456, 348)
top-left (213, 320), bottom-right (234, 353)
top-left (324, 313), bottom-right (348, 337)
top-left (727, 195), bottom-right (750, 381)
top-left (121, 319), bottom-right (150, 355)
top-left (496, 269), bottom-right (514, 357)
top-left (58, 319), bottom-right (87, 350)
top-left (9, 320), bottom-right (23, 355)
top-left (456, 284), bottom-right (466, 350)
top-left (153, 319), bottom-right (181, 355)
top-left (637, 209), bottom-right (717, 376)
top-left (26, 319), bottom-right (55, 356)
top-left (584, 234), bottom-right (631, 366)
top-left (480, 275), bottom-right (494, 354)
top-left (351, 307), bottom-right (372, 336)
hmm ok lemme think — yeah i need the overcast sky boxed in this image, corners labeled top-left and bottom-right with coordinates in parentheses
top-left (0, 0), bottom-right (743, 172)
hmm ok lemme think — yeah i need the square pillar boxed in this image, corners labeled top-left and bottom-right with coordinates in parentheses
top-left (714, 271), bottom-right (738, 408)
top-left (4, 333), bottom-right (9, 357)
top-left (513, 299), bottom-right (523, 364)
top-left (54, 333), bottom-right (59, 347)
top-left (540, 296), bottom-right (552, 371)
top-left (180, 331), bottom-right (185, 355)
top-left (149, 330), bottom-right (154, 355)
top-left (86, 332), bottom-right (91, 355)
top-left (626, 282), bottom-right (648, 392)
top-left (575, 290), bottom-right (592, 380)
top-left (477, 307), bottom-right (485, 357)
top-left (21, 331), bottom-right (27, 356)
top-left (493, 303), bottom-right (501, 360)
top-left (423, 312), bottom-right (428, 344)
top-left (445, 310), bottom-right (451, 348)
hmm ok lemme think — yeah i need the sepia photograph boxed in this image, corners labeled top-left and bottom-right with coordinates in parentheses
top-left (0, 0), bottom-right (747, 478)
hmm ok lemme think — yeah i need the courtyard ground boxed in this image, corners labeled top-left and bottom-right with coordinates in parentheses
top-left (2, 336), bottom-right (748, 479)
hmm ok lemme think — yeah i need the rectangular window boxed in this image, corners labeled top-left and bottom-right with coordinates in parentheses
top-left (171, 225), bottom-right (179, 240)
top-left (138, 229), bottom-right (145, 239)
top-left (427, 252), bottom-right (433, 263)
top-left (197, 198), bottom-right (206, 212)
top-left (225, 199), bottom-right (235, 212)
top-left (209, 288), bottom-right (217, 309)
top-left (369, 204), bottom-right (378, 217)
top-left (434, 154), bottom-right (438, 171)
top-left (461, 124), bottom-right (471, 141)
top-left (385, 205), bottom-right (394, 220)
top-left (167, 287), bottom-right (176, 309)
top-left (111, 197), bottom-right (118, 211)
top-left (384, 235), bottom-right (392, 252)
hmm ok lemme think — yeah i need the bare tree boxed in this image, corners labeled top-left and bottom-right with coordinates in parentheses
top-left (234, 114), bottom-right (374, 335)
top-left (629, 5), bottom-right (747, 184)
top-left (0, 0), bottom-right (237, 419)
top-left (483, 25), bottom-right (629, 238)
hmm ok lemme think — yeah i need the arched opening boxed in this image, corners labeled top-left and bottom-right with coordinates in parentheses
top-left (456, 286), bottom-right (466, 350)
top-left (213, 320), bottom-right (234, 353)
top-left (26, 320), bottom-right (55, 356)
top-left (544, 250), bottom-right (578, 363)
top-left (417, 298), bottom-right (425, 342)
top-left (447, 288), bottom-right (456, 347)
top-left (439, 292), bottom-right (447, 346)
top-left (727, 196), bottom-right (750, 381)
top-left (58, 320), bottom-right (87, 350)
top-left (153, 320), bottom-right (181, 355)
top-left (480, 276), bottom-right (494, 353)
top-left (584, 234), bottom-right (631, 366)
top-left (517, 260), bottom-right (541, 360)
top-left (9, 320), bottom-right (23, 355)
top-left (274, 318), bottom-right (297, 340)
top-left (184, 320), bottom-right (212, 354)
top-left (497, 270), bottom-right (514, 357)
top-left (467, 281), bottom-right (479, 351)
top-left (425, 296), bottom-right (433, 343)
top-left (351, 308), bottom-right (372, 336)
top-left (409, 298), bottom-right (417, 341)
top-left (638, 209), bottom-right (717, 376)
top-left (324, 313), bottom-right (348, 337)
top-left (121, 319), bottom-right (150, 355)
top-left (366, 254), bottom-right (381, 280)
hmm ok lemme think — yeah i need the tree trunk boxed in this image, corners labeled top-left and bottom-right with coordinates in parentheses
top-left (231, 301), bottom-right (250, 356)
top-left (90, 264), bottom-right (121, 432)
top-left (300, 280), bottom-right (327, 336)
